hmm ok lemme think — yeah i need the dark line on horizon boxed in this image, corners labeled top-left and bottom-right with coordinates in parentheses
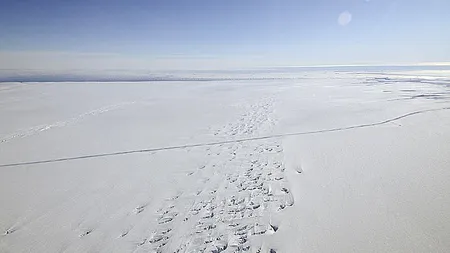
top-left (1, 106), bottom-right (449, 168)
top-left (0, 77), bottom-right (303, 83)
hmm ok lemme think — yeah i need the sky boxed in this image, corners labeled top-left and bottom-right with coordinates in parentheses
top-left (0, 0), bottom-right (449, 71)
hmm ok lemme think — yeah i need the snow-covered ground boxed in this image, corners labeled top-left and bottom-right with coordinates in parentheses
top-left (1, 70), bottom-right (450, 252)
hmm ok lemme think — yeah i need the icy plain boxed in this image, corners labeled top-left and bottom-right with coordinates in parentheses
top-left (1, 69), bottom-right (450, 252)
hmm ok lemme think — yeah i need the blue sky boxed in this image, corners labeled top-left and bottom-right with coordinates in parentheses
top-left (0, 0), bottom-right (449, 71)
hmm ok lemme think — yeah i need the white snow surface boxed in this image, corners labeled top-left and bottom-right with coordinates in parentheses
top-left (1, 70), bottom-right (450, 252)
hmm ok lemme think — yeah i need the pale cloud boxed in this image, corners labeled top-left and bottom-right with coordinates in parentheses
top-left (4, 50), bottom-right (444, 77)
top-left (0, 51), bottom-right (148, 71)
top-left (0, 50), bottom-right (275, 73)
top-left (415, 62), bottom-right (450, 66)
